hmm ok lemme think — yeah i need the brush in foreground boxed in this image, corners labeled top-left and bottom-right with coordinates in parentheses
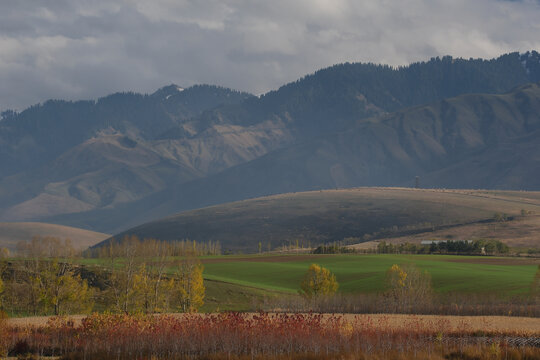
top-left (1, 312), bottom-right (539, 359)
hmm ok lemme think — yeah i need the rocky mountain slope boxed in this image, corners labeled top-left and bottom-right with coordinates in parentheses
top-left (2, 51), bottom-right (540, 233)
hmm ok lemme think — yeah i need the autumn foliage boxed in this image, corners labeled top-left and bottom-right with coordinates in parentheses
top-left (385, 263), bottom-right (433, 312)
top-left (299, 264), bottom-right (338, 299)
top-left (1, 312), bottom-right (539, 359)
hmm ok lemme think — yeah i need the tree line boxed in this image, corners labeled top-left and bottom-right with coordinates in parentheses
top-left (0, 236), bottom-right (206, 316)
top-left (376, 239), bottom-right (509, 255)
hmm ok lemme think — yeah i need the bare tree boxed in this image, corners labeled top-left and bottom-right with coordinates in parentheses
top-left (385, 264), bottom-right (432, 313)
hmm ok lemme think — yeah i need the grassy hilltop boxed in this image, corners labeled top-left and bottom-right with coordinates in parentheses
top-left (0, 222), bottom-right (109, 253)
top-left (102, 187), bottom-right (540, 252)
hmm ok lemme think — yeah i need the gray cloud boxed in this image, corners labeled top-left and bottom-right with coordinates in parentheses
top-left (1, 0), bottom-right (540, 110)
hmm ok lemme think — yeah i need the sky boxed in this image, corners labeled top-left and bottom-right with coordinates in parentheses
top-left (1, 0), bottom-right (540, 111)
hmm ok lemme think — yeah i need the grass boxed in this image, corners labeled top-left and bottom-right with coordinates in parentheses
top-left (76, 253), bottom-right (538, 312)
top-left (106, 188), bottom-right (540, 252)
top-left (0, 222), bottom-right (109, 253)
top-left (355, 213), bottom-right (540, 250)
top-left (202, 279), bottom-right (277, 312)
top-left (201, 254), bottom-right (538, 296)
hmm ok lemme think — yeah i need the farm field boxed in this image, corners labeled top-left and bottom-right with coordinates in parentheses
top-left (77, 253), bottom-right (539, 313)
top-left (200, 253), bottom-right (539, 296)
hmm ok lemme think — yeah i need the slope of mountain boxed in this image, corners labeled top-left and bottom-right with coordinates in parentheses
top-left (2, 51), bottom-right (540, 233)
top-left (76, 81), bottom-right (540, 229)
top-left (200, 51), bottom-right (540, 134)
top-left (0, 85), bottom-right (292, 222)
top-left (0, 84), bottom-right (254, 178)
top-left (97, 188), bottom-right (540, 252)
top-left (0, 222), bottom-right (109, 253)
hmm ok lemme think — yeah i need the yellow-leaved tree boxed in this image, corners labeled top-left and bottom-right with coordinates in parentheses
top-left (385, 264), bottom-right (432, 313)
top-left (175, 257), bottom-right (205, 312)
top-left (35, 260), bottom-right (93, 315)
top-left (299, 263), bottom-right (338, 299)
top-left (131, 263), bottom-right (175, 314)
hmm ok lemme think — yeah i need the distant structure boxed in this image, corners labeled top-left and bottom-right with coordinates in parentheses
top-left (415, 176), bottom-right (420, 189)
top-left (420, 240), bottom-right (473, 245)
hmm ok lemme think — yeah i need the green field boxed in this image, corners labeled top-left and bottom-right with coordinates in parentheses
top-left (78, 253), bottom-right (539, 312)
top-left (201, 254), bottom-right (538, 296)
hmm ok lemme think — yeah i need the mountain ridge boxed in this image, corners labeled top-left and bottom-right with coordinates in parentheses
top-left (2, 51), bottom-right (540, 233)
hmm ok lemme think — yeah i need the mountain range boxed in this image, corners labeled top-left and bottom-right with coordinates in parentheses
top-left (1, 51), bottom-right (540, 234)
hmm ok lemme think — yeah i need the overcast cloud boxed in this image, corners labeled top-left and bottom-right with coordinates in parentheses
top-left (1, 0), bottom-right (540, 110)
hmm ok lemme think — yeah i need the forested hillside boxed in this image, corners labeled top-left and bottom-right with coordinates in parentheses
top-left (51, 81), bottom-right (540, 232)
top-left (1, 51), bottom-right (540, 233)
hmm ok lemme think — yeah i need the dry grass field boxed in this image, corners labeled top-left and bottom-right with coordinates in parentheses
top-left (106, 187), bottom-right (540, 252)
top-left (353, 214), bottom-right (540, 250)
top-left (6, 313), bottom-right (540, 335)
top-left (0, 222), bottom-right (109, 253)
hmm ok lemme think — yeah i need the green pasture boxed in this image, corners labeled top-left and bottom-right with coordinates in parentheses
top-left (201, 254), bottom-right (538, 297)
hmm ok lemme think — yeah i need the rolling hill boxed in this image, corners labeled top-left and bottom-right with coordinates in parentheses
top-left (96, 188), bottom-right (540, 252)
top-left (47, 81), bottom-right (540, 234)
top-left (0, 222), bottom-right (109, 253)
top-left (2, 51), bottom-right (540, 233)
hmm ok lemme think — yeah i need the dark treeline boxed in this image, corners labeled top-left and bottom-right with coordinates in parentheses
top-left (312, 245), bottom-right (356, 254)
top-left (377, 239), bottom-right (510, 255)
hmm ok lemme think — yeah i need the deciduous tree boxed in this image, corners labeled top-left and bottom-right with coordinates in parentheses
top-left (385, 264), bottom-right (432, 312)
top-left (175, 257), bottom-right (205, 312)
top-left (299, 263), bottom-right (338, 299)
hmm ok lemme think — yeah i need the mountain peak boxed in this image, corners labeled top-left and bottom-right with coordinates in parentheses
top-left (152, 84), bottom-right (185, 100)
top-left (520, 50), bottom-right (540, 76)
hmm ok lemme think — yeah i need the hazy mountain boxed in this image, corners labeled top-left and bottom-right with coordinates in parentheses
top-left (37, 81), bottom-right (540, 234)
top-left (125, 81), bottom-right (540, 222)
top-left (198, 51), bottom-right (540, 135)
top-left (0, 85), bottom-right (292, 221)
top-left (0, 84), bottom-right (254, 178)
top-left (2, 51), bottom-right (540, 233)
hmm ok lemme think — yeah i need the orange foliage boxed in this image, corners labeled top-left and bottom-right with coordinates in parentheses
top-left (1, 312), bottom-right (539, 359)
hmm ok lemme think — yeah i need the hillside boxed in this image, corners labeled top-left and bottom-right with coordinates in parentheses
top-left (0, 85), bottom-right (292, 222)
top-left (203, 51), bottom-right (540, 135)
top-left (97, 188), bottom-right (540, 252)
top-left (353, 214), bottom-right (540, 251)
top-left (52, 81), bottom-right (540, 233)
top-left (2, 52), bottom-right (540, 232)
top-left (0, 222), bottom-right (109, 253)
